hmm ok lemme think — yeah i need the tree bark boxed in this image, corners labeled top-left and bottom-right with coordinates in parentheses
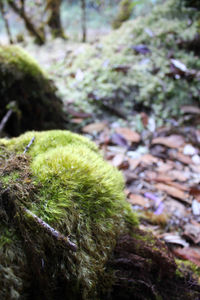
top-left (45, 0), bottom-right (66, 39)
top-left (8, 0), bottom-right (45, 45)
top-left (81, 0), bottom-right (87, 42)
top-left (0, 1), bottom-right (13, 44)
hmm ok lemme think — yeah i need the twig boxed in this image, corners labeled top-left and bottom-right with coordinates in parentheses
top-left (0, 109), bottom-right (13, 134)
top-left (23, 208), bottom-right (77, 252)
top-left (23, 137), bottom-right (35, 154)
top-left (0, 2), bottom-right (13, 44)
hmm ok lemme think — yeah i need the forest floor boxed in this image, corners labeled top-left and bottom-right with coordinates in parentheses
top-left (26, 39), bottom-right (200, 268)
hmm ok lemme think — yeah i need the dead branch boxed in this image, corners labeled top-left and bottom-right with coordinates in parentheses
top-left (0, 109), bottom-right (13, 135)
top-left (8, 0), bottom-right (45, 45)
top-left (23, 208), bottom-right (77, 252)
top-left (23, 137), bottom-right (35, 154)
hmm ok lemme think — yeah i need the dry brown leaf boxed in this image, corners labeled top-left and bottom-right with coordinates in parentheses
top-left (140, 154), bottom-right (159, 164)
top-left (111, 153), bottom-right (125, 168)
top-left (183, 223), bottom-right (200, 244)
top-left (173, 247), bottom-right (200, 267)
top-left (128, 194), bottom-right (149, 208)
top-left (190, 164), bottom-right (200, 173)
top-left (169, 151), bottom-right (193, 165)
top-left (152, 135), bottom-right (185, 148)
top-left (145, 171), bottom-right (157, 181)
top-left (71, 118), bottom-right (84, 124)
top-left (154, 183), bottom-right (190, 203)
top-left (156, 161), bottom-right (174, 173)
top-left (82, 122), bottom-right (107, 133)
top-left (167, 181), bottom-right (189, 192)
top-left (181, 105), bottom-right (200, 114)
top-left (128, 158), bottom-right (141, 170)
top-left (168, 170), bottom-right (188, 182)
top-left (164, 198), bottom-right (188, 217)
top-left (155, 173), bottom-right (173, 183)
top-left (115, 127), bottom-right (140, 143)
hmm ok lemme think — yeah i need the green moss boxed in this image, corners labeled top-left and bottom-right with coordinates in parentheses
top-left (112, 0), bottom-right (133, 29)
top-left (0, 130), bottom-right (138, 299)
top-left (61, 0), bottom-right (199, 119)
top-left (0, 45), bottom-right (65, 136)
top-left (1, 172), bottom-right (20, 186)
top-left (0, 45), bottom-right (46, 78)
top-left (175, 258), bottom-right (200, 282)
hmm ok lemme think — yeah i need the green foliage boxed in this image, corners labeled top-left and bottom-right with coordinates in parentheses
top-left (0, 130), bottom-right (138, 299)
top-left (61, 0), bottom-right (199, 118)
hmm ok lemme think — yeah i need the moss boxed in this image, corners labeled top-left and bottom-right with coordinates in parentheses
top-left (1, 172), bottom-right (20, 186)
top-left (0, 45), bottom-right (65, 136)
top-left (0, 45), bottom-right (46, 78)
top-left (0, 130), bottom-right (138, 299)
top-left (112, 0), bottom-right (133, 29)
top-left (61, 0), bottom-right (199, 120)
top-left (175, 258), bottom-right (200, 282)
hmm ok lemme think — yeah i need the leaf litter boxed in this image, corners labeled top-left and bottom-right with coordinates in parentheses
top-left (80, 115), bottom-right (200, 268)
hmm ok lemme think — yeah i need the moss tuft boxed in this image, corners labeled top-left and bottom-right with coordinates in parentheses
top-left (0, 45), bottom-right (45, 78)
top-left (0, 130), bottom-right (138, 299)
top-left (0, 45), bottom-right (65, 136)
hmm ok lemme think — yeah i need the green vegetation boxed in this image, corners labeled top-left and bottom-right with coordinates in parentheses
top-left (0, 45), bottom-right (65, 136)
top-left (61, 0), bottom-right (199, 119)
top-left (112, 0), bottom-right (133, 29)
top-left (0, 45), bottom-right (45, 78)
top-left (0, 130), bottom-right (138, 299)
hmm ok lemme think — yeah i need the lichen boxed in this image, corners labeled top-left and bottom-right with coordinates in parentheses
top-left (0, 130), bottom-right (138, 299)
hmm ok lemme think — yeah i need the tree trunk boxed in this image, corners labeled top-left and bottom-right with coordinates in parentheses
top-left (8, 0), bottom-right (45, 45)
top-left (81, 0), bottom-right (87, 42)
top-left (0, 1), bottom-right (13, 44)
top-left (45, 0), bottom-right (66, 39)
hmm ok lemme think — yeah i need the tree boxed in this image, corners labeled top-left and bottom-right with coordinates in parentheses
top-left (45, 0), bottom-right (66, 39)
top-left (7, 0), bottom-right (45, 44)
top-left (80, 0), bottom-right (87, 42)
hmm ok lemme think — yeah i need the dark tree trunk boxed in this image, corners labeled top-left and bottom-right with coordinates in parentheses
top-left (0, 1), bottom-right (13, 44)
top-left (46, 0), bottom-right (66, 39)
top-left (8, 0), bottom-right (45, 45)
top-left (81, 0), bottom-right (87, 42)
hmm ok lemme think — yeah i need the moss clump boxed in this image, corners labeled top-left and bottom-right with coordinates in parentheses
top-left (0, 130), bottom-right (137, 299)
top-left (112, 0), bottom-right (133, 29)
top-left (62, 0), bottom-right (200, 120)
top-left (0, 45), bottom-right (65, 137)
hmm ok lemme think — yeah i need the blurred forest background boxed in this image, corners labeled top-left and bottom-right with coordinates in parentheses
top-left (0, 0), bottom-right (158, 43)
top-left (1, 0), bottom-right (200, 273)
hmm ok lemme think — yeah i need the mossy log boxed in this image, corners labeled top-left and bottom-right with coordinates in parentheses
top-left (0, 130), bottom-right (200, 300)
top-left (0, 46), bottom-right (65, 137)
